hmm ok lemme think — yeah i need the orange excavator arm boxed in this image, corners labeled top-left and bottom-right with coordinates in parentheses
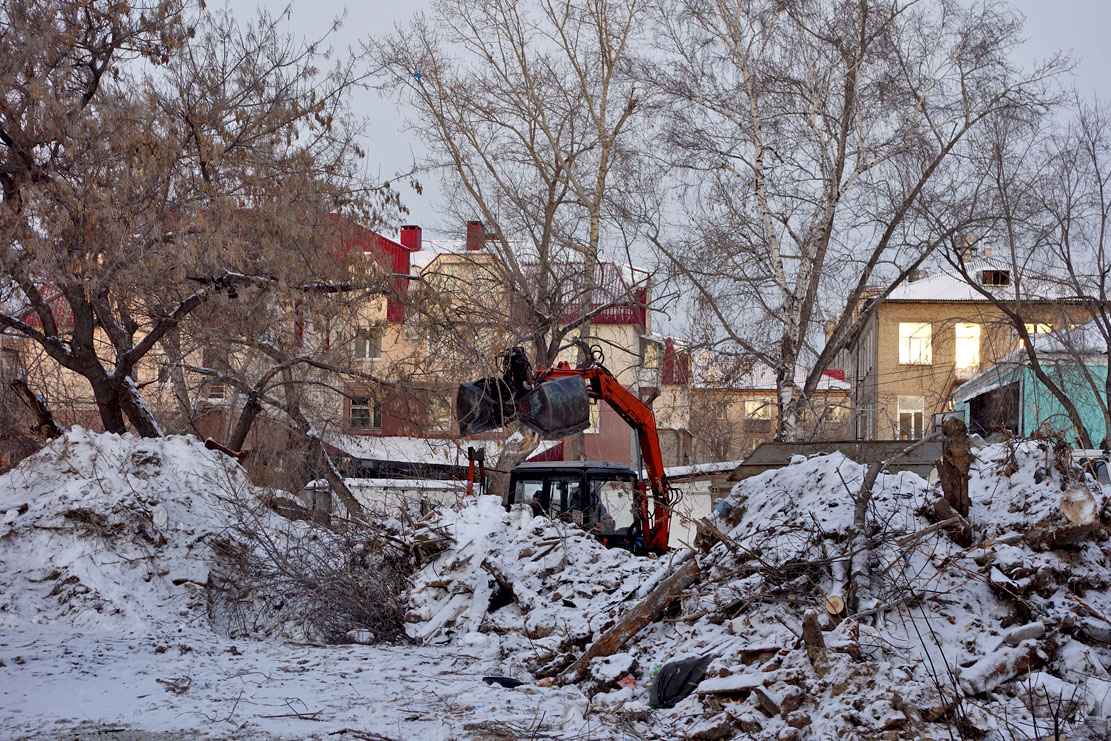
top-left (537, 363), bottom-right (675, 553)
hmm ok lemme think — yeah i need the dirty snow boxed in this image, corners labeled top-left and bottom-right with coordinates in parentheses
top-left (5, 430), bottom-right (1111, 739)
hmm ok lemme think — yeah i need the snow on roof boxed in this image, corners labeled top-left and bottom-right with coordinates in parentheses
top-left (1026, 316), bottom-right (1110, 354)
top-left (951, 361), bottom-right (1023, 404)
top-left (664, 460), bottom-right (747, 479)
top-left (324, 433), bottom-right (559, 465)
top-left (693, 359), bottom-right (849, 392)
top-left (885, 256), bottom-right (1071, 302)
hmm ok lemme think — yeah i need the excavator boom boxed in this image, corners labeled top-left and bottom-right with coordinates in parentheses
top-left (455, 348), bottom-right (675, 554)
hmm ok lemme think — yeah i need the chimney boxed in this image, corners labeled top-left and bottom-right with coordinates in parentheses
top-left (958, 233), bottom-right (979, 262)
top-left (465, 220), bottom-right (484, 251)
top-left (909, 268), bottom-right (928, 282)
top-left (399, 224), bottom-right (422, 252)
top-left (982, 246), bottom-right (993, 258)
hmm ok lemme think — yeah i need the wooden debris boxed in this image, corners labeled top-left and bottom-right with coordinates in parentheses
top-left (557, 558), bottom-right (700, 685)
top-left (1022, 484), bottom-right (1099, 550)
top-left (481, 558), bottom-right (540, 610)
top-left (931, 497), bottom-right (973, 547)
top-left (801, 609), bottom-right (827, 676)
top-left (958, 638), bottom-right (1046, 696)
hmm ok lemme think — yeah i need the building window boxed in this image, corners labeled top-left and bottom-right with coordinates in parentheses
top-left (353, 328), bottom-right (382, 361)
top-left (981, 270), bottom-right (1010, 286)
top-left (350, 397), bottom-right (382, 430)
top-left (428, 396), bottom-right (451, 433)
top-left (898, 395), bottom-right (925, 440)
top-left (1017, 323), bottom-right (1053, 347)
top-left (898, 322), bottom-right (932, 365)
top-left (744, 397), bottom-right (774, 419)
top-left (954, 323), bottom-right (981, 378)
top-left (587, 399), bottom-right (600, 432)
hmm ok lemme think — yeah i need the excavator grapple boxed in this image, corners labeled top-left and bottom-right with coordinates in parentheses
top-left (516, 376), bottom-right (591, 438)
top-left (455, 346), bottom-right (675, 555)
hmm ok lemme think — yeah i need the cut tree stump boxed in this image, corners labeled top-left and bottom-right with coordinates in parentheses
top-left (556, 558), bottom-right (700, 685)
top-left (936, 416), bottom-right (973, 518)
top-left (801, 609), bottom-right (828, 676)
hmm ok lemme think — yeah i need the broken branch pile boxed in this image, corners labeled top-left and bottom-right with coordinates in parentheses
top-left (407, 439), bottom-right (1111, 740)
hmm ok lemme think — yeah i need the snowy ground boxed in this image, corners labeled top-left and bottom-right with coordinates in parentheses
top-left (2, 623), bottom-right (609, 740)
top-left (7, 429), bottom-right (1111, 739)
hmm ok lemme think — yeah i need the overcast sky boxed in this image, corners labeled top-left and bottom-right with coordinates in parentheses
top-left (233, 0), bottom-right (1111, 236)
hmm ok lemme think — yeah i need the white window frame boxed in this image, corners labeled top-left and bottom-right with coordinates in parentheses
top-left (899, 322), bottom-right (932, 365)
top-left (353, 327), bottom-right (382, 361)
top-left (350, 397), bottom-right (382, 430)
top-left (897, 395), bottom-right (925, 440)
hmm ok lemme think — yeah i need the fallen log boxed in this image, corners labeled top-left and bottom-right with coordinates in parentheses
top-left (481, 558), bottom-right (541, 610)
top-left (556, 558), bottom-right (700, 685)
top-left (958, 638), bottom-right (1046, 696)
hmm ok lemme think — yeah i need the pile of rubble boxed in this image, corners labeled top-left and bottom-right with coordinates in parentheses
top-left (405, 436), bottom-right (1111, 740)
top-left (0, 429), bottom-right (411, 643)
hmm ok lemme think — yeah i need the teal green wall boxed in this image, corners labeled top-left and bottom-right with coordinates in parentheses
top-left (1021, 364), bottom-right (1109, 445)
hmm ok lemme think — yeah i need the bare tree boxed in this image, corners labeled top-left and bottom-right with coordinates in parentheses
top-left (372, 0), bottom-right (653, 471)
top-left (641, 0), bottom-right (1063, 441)
top-left (0, 1), bottom-right (397, 437)
top-left (946, 100), bottom-right (1111, 448)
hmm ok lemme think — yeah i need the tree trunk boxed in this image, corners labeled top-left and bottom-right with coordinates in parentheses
top-left (936, 415), bottom-right (973, 517)
top-left (227, 394), bottom-right (262, 452)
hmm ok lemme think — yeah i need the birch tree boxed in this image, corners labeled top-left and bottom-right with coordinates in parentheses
top-left (644, 0), bottom-right (1063, 440)
top-left (372, 0), bottom-right (649, 365)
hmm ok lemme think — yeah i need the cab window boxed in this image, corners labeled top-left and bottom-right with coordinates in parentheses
top-left (592, 477), bottom-right (637, 534)
top-left (513, 478), bottom-right (545, 509)
top-left (548, 475), bottom-right (586, 526)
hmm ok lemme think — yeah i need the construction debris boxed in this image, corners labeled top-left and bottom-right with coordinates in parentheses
top-left (405, 437), bottom-right (1111, 739)
top-left (6, 429), bottom-right (1111, 739)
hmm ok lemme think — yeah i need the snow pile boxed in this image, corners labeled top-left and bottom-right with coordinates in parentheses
top-left (0, 428), bottom-right (256, 631)
top-left (404, 440), bottom-right (1111, 740)
top-left (406, 495), bottom-right (665, 658)
top-left (0, 428), bottom-right (410, 643)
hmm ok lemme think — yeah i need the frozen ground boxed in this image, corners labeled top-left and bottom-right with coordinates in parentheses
top-left (6, 429), bottom-right (1111, 739)
top-left (1, 623), bottom-right (605, 740)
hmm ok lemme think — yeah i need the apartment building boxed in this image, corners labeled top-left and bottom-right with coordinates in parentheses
top-left (845, 255), bottom-right (1077, 441)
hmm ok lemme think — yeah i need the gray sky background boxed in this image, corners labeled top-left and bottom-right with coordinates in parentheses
top-left (234, 0), bottom-right (1111, 236)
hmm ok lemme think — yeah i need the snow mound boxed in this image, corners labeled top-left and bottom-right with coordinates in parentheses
top-left (0, 428), bottom-right (258, 631)
top-left (406, 496), bottom-right (667, 659)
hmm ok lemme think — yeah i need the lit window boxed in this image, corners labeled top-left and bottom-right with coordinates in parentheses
top-left (350, 397), bottom-right (382, 429)
top-left (1017, 323), bottom-right (1053, 347)
top-left (587, 400), bottom-right (600, 432)
top-left (353, 328), bottom-right (382, 361)
top-left (898, 396), bottom-right (925, 440)
top-left (899, 323), bottom-right (932, 365)
top-left (744, 398), bottom-right (774, 419)
top-left (955, 323), bottom-right (980, 375)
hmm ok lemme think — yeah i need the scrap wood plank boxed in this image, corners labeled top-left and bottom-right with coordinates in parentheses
top-left (557, 558), bottom-right (700, 685)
